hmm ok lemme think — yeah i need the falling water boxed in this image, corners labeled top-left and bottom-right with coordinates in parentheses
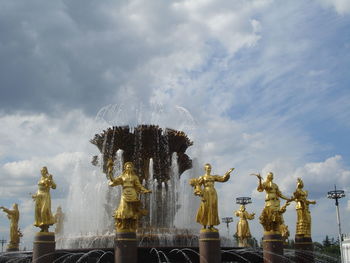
top-left (56, 151), bottom-right (123, 249)
top-left (56, 103), bottom-right (200, 249)
top-left (57, 145), bottom-right (198, 249)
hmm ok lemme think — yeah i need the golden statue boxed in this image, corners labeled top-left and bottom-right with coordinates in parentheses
top-left (32, 166), bottom-right (56, 232)
top-left (234, 205), bottom-right (255, 247)
top-left (108, 160), bottom-right (152, 232)
top-left (54, 206), bottom-right (65, 235)
top-left (253, 172), bottom-right (290, 234)
top-left (279, 202), bottom-right (290, 243)
top-left (290, 178), bottom-right (316, 237)
top-left (189, 163), bottom-right (234, 232)
top-left (0, 204), bottom-right (21, 250)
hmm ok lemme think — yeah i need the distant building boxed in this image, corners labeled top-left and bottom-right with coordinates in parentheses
top-left (343, 234), bottom-right (350, 263)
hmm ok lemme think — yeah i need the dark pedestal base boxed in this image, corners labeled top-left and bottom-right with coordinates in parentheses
top-left (263, 233), bottom-right (285, 263)
top-left (295, 235), bottom-right (314, 263)
top-left (32, 232), bottom-right (55, 263)
top-left (6, 247), bottom-right (19, 252)
top-left (199, 231), bottom-right (221, 263)
top-left (115, 232), bottom-right (137, 263)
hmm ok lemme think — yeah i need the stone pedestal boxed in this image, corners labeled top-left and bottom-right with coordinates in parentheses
top-left (295, 235), bottom-right (314, 263)
top-left (262, 232), bottom-right (285, 263)
top-left (32, 232), bottom-right (55, 263)
top-left (6, 247), bottom-right (19, 252)
top-left (115, 231), bottom-right (137, 263)
top-left (199, 231), bottom-right (221, 263)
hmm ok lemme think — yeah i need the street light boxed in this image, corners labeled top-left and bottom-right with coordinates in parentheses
top-left (236, 196), bottom-right (252, 206)
top-left (327, 185), bottom-right (346, 263)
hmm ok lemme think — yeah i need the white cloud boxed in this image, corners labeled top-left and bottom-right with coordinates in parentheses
top-left (316, 0), bottom-right (350, 14)
top-left (281, 155), bottom-right (350, 197)
top-left (0, 111), bottom-right (100, 201)
top-left (216, 154), bottom-right (350, 241)
top-left (1, 0), bottom-right (350, 248)
top-left (1, 107), bottom-right (348, 246)
top-left (0, 110), bottom-right (107, 160)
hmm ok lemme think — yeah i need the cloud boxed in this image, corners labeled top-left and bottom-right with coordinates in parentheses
top-left (0, 110), bottom-right (101, 161)
top-left (0, 0), bottom-right (269, 116)
top-left (0, 152), bottom-right (89, 198)
top-left (1, 0), bottom-right (350, 248)
top-left (216, 154), bottom-right (350, 241)
top-left (0, 110), bottom-right (103, 203)
top-left (315, 0), bottom-right (350, 15)
top-left (284, 155), bottom-right (350, 198)
top-left (0, 109), bottom-right (348, 246)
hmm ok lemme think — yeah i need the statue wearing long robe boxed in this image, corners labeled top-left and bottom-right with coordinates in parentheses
top-left (235, 205), bottom-right (254, 246)
top-left (0, 204), bottom-right (21, 249)
top-left (290, 178), bottom-right (316, 237)
top-left (108, 161), bottom-right (151, 232)
top-left (255, 172), bottom-right (290, 233)
top-left (32, 166), bottom-right (56, 232)
top-left (190, 163), bottom-right (234, 231)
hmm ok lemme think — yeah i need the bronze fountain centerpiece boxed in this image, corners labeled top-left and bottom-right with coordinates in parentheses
top-left (89, 124), bottom-right (195, 246)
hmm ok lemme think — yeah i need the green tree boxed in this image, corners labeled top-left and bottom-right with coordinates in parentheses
top-left (320, 235), bottom-right (340, 258)
top-left (323, 235), bottom-right (331, 247)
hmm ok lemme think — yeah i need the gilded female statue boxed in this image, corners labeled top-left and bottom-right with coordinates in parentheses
top-left (108, 160), bottom-right (152, 232)
top-left (0, 203), bottom-right (21, 249)
top-left (290, 178), bottom-right (316, 237)
top-left (253, 172), bottom-right (290, 234)
top-left (32, 166), bottom-right (56, 232)
top-left (190, 163), bottom-right (234, 231)
top-left (234, 205), bottom-right (255, 247)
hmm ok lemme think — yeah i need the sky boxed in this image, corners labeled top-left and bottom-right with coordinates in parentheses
top-left (1, 0), bottom-right (350, 250)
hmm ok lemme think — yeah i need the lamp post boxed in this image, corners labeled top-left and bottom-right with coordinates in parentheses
top-left (222, 217), bottom-right (233, 239)
top-left (327, 185), bottom-right (345, 263)
top-left (236, 197), bottom-right (252, 206)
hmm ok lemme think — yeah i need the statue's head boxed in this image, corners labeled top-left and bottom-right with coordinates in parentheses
top-left (57, 206), bottom-right (62, 212)
top-left (124, 162), bottom-right (134, 173)
top-left (267, 172), bottom-right (274, 181)
top-left (204, 163), bottom-right (211, 174)
top-left (13, 203), bottom-right (18, 210)
top-left (41, 166), bottom-right (48, 176)
top-left (297, 177), bottom-right (304, 188)
top-left (240, 205), bottom-right (246, 212)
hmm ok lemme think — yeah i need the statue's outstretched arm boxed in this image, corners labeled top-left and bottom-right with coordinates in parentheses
top-left (215, 168), bottom-right (234, 182)
top-left (1, 207), bottom-right (10, 214)
top-left (106, 159), bottom-right (124, 186)
top-left (277, 189), bottom-right (290, 201)
top-left (280, 201), bottom-right (290, 213)
top-left (251, 173), bottom-right (264, 192)
top-left (248, 212), bottom-right (255, 220)
top-left (307, 199), bottom-right (316, 205)
top-left (1, 207), bottom-right (15, 217)
top-left (49, 175), bottom-right (57, 189)
top-left (109, 175), bottom-right (123, 186)
top-left (134, 177), bottom-right (152, 194)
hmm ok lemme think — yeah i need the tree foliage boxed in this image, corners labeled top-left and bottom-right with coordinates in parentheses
top-left (314, 235), bottom-right (340, 258)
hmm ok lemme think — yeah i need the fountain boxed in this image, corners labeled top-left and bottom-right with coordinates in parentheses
top-left (0, 124), bottom-right (333, 262)
top-left (57, 124), bottom-right (198, 249)
top-left (90, 125), bottom-right (193, 228)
